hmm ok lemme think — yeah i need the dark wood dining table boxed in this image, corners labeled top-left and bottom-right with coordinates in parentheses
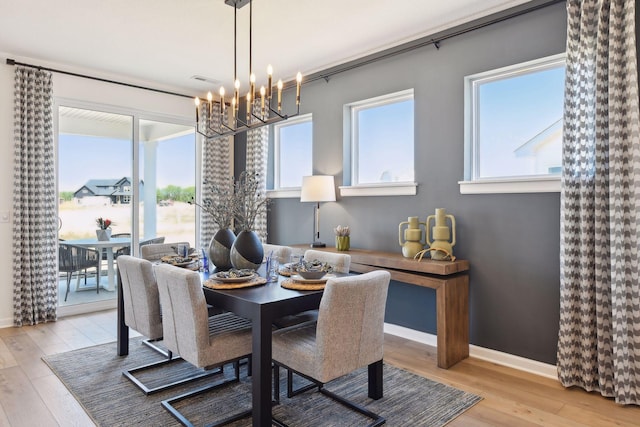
top-left (117, 266), bottom-right (383, 426)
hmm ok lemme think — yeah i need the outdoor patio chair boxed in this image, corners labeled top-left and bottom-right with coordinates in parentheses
top-left (59, 242), bottom-right (101, 302)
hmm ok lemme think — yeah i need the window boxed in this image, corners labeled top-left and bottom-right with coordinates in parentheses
top-left (461, 53), bottom-right (566, 194)
top-left (269, 114), bottom-right (313, 197)
top-left (342, 89), bottom-right (416, 197)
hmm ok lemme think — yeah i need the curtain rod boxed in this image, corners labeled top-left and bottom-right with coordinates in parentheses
top-left (303, 0), bottom-right (566, 85)
top-left (5, 58), bottom-right (193, 99)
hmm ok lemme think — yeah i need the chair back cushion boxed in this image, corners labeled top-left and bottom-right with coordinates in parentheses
top-left (141, 241), bottom-right (188, 262)
top-left (304, 250), bottom-right (351, 274)
top-left (117, 255), bottom-right (163, 340)
top-left (263, 244), bottom-right (293, 264)
top-left (315, 270), bottom-right (390, 382)
top-left (153, 264), bottom-right (210, 367)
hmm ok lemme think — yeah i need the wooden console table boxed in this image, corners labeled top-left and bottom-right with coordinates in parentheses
top-left (292, 245), bottom-right (470, 369)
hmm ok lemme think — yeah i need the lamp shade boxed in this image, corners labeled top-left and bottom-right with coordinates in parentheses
top-left (300, 175), bottom-right (336, 203)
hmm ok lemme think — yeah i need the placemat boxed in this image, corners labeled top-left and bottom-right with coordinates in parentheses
top-left (278, 268), bottom-right (292, 277)
top-left (281, 278), bottom-right (325, 291)
top-left (203, 276), bottom-right (267, 290)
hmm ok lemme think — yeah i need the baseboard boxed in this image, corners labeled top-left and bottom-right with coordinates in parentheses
top-left (0, 317), bottom-right (14, 328)
top-left (384, 322), bottom-right (558, 380)
top-left (58, 299), bottom-right (117, 318)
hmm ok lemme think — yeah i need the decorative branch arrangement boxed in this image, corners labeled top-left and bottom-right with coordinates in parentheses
top-left (190, 170), bottom-right (269, 232)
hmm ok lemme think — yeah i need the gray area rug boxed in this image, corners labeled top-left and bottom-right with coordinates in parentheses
top-left (43, 337), bottom-right (481, 426)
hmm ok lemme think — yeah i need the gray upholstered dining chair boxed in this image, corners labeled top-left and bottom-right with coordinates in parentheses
top-left (118, 255), bottom-right (220, 395)
top-left (272, 270), bottom-right (390, 426)
top-left (303, 249), bottom-right (351, 273)
top-left (273, 249), bottom-right (352, 329)
top-left (153, 263), bottom-right (253, 427)
top-left (262, 243), bottom-right (293, 264)
top-left (140, 241), bottom-right (189, 262)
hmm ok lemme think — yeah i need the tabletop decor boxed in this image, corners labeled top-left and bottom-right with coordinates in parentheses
top-left (334, 225), bottom-right (350, 251)
top-left (425, 208), bottom-right (456, 261)
top-left (95, 217), bottom-right (113, 241)
top-left (399, 216), bottom-right (426, 258)
top-left (189, 176), bottom-right (237, 270)
top-left (203, 275), bottom-right (267, 290)
top-left (230, 171), bottom-right (269, 270)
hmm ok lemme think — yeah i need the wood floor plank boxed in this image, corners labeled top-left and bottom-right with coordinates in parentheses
top-left (3, 334), bottom-right (51, 381)
top-left (0, 338), bottom-right (18, 370)
top-left (0, 366), bottom-right (57, 427)
top-left (33, 373), bottom-right (96, 427)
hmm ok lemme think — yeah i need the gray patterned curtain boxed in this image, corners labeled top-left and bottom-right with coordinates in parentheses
top-left (12, 66), bottom-right (58, 326)
top-left (199, 104), bottom-right (233, 250)
top-left (245, 101), bottom-right (269, 242)
top-left (558, 0), bottom-right (640, 404)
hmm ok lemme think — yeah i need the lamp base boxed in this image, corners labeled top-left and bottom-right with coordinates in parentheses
top-left (311, 241), bottom-right (326, 248)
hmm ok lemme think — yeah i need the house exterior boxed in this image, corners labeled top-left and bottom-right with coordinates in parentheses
top-left (73, 177), bottom-right (140, 205)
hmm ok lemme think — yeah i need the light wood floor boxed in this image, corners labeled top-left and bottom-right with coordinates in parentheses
top-left (0, 309), bottom-right (638, 427)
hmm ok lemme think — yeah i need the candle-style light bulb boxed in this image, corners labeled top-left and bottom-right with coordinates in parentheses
top-left (194, 97), bottom-right (200, 123)
top-left (296, 72), bottom-right (302, 105)
top-left (260, 86), bottom-right (266, 118)
top-left (250, 73), bottom-right (256, 101)
top-left (267, 64), bottom-right (273, 100)
top-left (219, 86), bottom-right (225, 115)
top-left (277, 79), bottom-right (283, 113)
top-left (234, 79), bottom-right (240, 113)
top-left (231, 96), bottom-right (236, 121)
top-left (246, 92), bottom-right (252, 122)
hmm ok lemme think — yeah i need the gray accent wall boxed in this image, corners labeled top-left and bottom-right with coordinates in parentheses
top-left (243, 3), bottom-right (569, 364)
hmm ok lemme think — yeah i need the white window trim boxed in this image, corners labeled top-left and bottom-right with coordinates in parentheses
top-left (266, 188), bottom-right (302, 199)
top-left (273, 113), bottom-right (312, 193)
top-left (342, 89), bottom-right (416, 197)
top-left (339, 182), bottom-right (417, 197)
top-left (459, 176), bottom-right (560, 194)
top-left (461, 53), bottom-right (565, 194)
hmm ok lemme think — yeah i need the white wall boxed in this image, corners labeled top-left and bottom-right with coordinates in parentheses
top-left (0, 54), bottom-right (195, 327)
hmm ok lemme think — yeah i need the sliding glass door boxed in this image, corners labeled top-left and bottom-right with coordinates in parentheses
top-left (57, 104), bottom-right (196, 313)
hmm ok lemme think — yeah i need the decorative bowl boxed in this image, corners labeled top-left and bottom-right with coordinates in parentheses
top-left (296, 269), bottom-right (327, 280)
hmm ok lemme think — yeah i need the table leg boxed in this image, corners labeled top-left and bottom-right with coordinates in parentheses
top-left (251, 312), bottom-right (273, 426)
top-left (117, 268), bottom-right (129, 356)
top-left (436, 275), bottom-right (469, 368)
top-left (368, 360), bottom-right (383, 399)
top-left (106, 248), bottom-right (116, 291)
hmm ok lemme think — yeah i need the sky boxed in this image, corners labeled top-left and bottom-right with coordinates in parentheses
top-left (477, 64), bottom-right (565, 177)
top-left (58, 133), bottom-right (196, 192)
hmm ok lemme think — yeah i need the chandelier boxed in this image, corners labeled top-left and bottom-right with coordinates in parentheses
top-left (195, 0), bottom-right (301, 139)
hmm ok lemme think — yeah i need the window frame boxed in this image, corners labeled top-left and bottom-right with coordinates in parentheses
top-left (341, 89), bottom-right (417, 197)
top-left (268, 113), bottom-right (313, 198)
top-left (460, 53), bottom-right (566, 194)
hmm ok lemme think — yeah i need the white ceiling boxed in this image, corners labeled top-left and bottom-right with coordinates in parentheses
top-left (0, 0), bottom-right (532, 95)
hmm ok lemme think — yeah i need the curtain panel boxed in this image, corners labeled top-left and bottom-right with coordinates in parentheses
top-left (558, 0), bottom-right (640, 404)
top-left (12, 66), bottom-right (58, 326)
top-left (199, 105), bottom-right (233, 250)
top-left (245, 101), bottom-right (269, 242)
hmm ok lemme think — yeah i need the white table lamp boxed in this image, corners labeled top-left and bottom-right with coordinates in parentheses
top-left (300, 175), bottom-right (336, 247)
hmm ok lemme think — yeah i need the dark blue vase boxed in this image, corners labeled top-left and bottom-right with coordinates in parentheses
top-left (230, 230), bottom-right (264, 270)
top-left (208, 228), bottom-right (236, 271)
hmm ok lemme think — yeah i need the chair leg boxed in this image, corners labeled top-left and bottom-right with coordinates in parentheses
top-left (275, 362), bottom-right (386, 427)
top-left (160, 360), bottom-right (252, 427)
top-left (319, 387), bottom-right (386, 427)
top-left (96, 266), bottom-right (100, 294)
top-left (64, 272), bottom-right (72, 302)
